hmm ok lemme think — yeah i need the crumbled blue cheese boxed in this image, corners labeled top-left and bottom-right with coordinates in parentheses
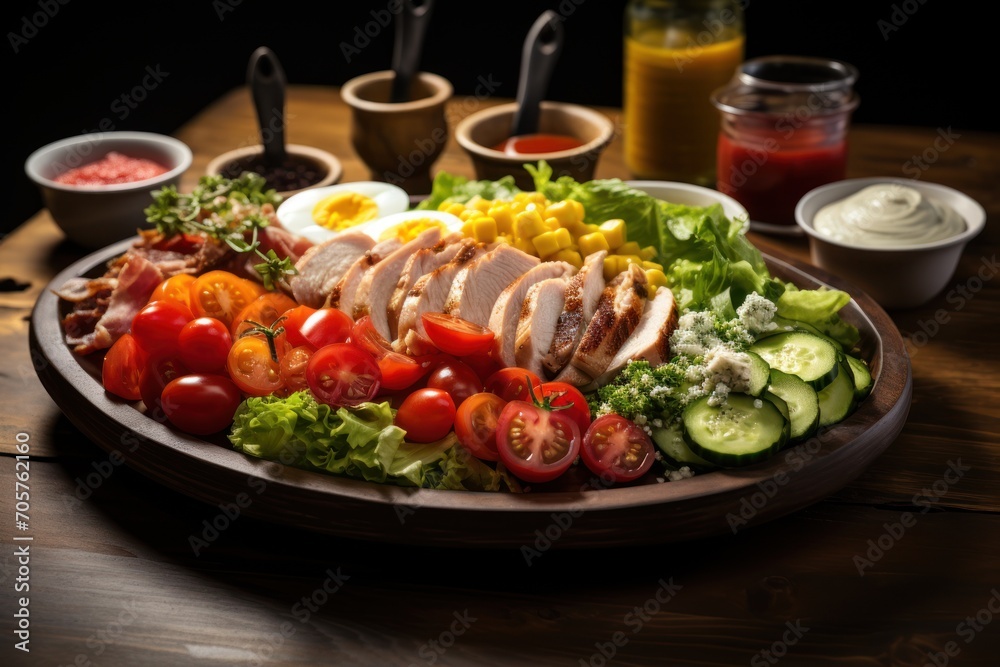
top-left (737, 292), bottom-right (777, 334)
top-left (667, 466), bottom-right (695, 482)
top-left (670, 311), bottom-right (722, 357)
top-left (701, 345), bottom-right (753, 406)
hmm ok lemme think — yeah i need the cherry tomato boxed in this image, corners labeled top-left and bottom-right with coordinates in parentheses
top-left (189, 270), bottom-right (264, 328)
top-left (160, 374), bottom-right (243, 435)
top-left (139, 355), bottom-right (189, 419)
top-left (495, 400), bottom-right (581, 483)
top-left (178, 317), bottom-right (232, 373)
top-left (454, 392), bottom-right (507, 461)
top-left (538, 381), bottom-right (592, 435)
top-left (581, 415), bottom-right (655, 483)
top-left (395, 388), bottom-right (456, 443)
top-left (351, 315), bottom-right (392, 356)
top-left (352, 316), bottom-right (427, 391)
top-left (421, 312), bottom-right (495, 357)
top-left (300, 308), bottom-right (353, 348)
top-left (102, 333), bottom-right (146, 401)
top-left (231, 292), bottom-right (297, 339)
top-left (485, 368), bottom-right (542, 403)
top-left (462, 350), bottom-right (504, 384)
top-left (148, 273), bottom-right (196, 308)
top-left (227, 336), bottom-right (286, 396)
top-left (281, 305), bottom-right (318, 348)
top-left (130, 300), bottom-right (193, 355)
top-left (279, 346), bottom-right (313, 395)
top-left (306, 343), bottom-right (381, 407)
top-left (426, 359), bottom-right (482, 408)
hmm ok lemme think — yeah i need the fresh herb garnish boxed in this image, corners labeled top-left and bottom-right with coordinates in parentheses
top-left (145, 172), bottom-right (282, 238)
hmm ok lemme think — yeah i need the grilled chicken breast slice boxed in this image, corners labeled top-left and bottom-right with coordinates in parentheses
top-left (326, 237), bottom-right (402, 313)
top-left (594, 286), bottom-right (679, 386)
top-left (386, 238), bottom-right (465, 339)
top-left (443, 245), bottom-right (540, 327)
top-left (289, 231), bottom-right (375, 308)
top-left (541, 250), bottom-right (607, 379)
top-left (513, 277), bottom-right (570, 379)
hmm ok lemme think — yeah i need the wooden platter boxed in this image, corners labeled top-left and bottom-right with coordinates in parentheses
top-left (29, 239), bottom-right (912, 549)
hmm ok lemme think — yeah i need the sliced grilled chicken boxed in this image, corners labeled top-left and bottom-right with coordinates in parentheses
top-left (541, 250), bottom-right (607, 379)
top-left (290, 231), bottom-right (375, 308)
top-left (557, 264), bottom-right (649, 386)
top-left (395, 239), bottom-right (487, 355)
top-left (488, 261), bottom-right (575, 367)
top-left (386, 238), bottom-right (465, 339)
top-left (594, 286), bottom-right (679, 386)
top-left (325, 237), bottom-right (402, 313)
top-left (352, 227), bottom-right (445, 339)
top-left (513, 277), bottom-right (570, 379)
top-left (443, 244), bottom-right (540, 326)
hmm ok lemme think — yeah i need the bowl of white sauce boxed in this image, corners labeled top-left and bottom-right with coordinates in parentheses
top-left (796, 177), bottom-right (985, 309)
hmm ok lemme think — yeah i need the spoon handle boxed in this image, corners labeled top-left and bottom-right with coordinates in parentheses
top-left (390, 0), bottom-right (436, 103)
top-left (247, 46), bottom-right (288, 164)
top-left (510, 10), bottom-right (565, 138)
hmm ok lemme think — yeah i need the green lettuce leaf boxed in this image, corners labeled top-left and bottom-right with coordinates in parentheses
top-left (416, 171), bottom-right (521, 211)
top-left (775, 284), bottom-right (861, 349)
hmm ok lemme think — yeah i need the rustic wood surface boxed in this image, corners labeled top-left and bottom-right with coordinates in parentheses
top-left (2, 85), bottom-right (999, 666)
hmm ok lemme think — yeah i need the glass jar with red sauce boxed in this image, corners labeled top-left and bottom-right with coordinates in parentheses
top-left (711, 56), bottom-right (859, 231)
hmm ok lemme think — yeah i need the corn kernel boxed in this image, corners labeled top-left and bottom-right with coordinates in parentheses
top-left (443, 202), bottom-right (466, 217)
top-left (552, 227), bottom-right (573, 250)
top-left (645, 268), bottom-right (669, 289)
top-left (578, 231), bottom-right (611, 257)
top-left (603, 256), bottom-right (620, 281)
top-left (467, 195), bottom-right (492, 213)
top-left (460, 208), bottom-right (484, 222)
top-left (620, 254), bottom-right (643, 267)
top-left (531, 231), bottom-right (562, 258)
top-left (600, 219), bottom-right (627, 250)
top-left (461, 220), bottom-right (476, 239)
top-left (549, 249), bottom-right (583, 269)
top-left (545, 216), bottom-right (561, 232)
top-left (639, 245), bottom-right (658, 261)
top-left (514, 209), bottom-right (547, 240)
top-left (569, 199), bottom-right (585, 221)
top-left (472, 217), bottom-right (498, 243)
top-left (523, 192), bottom-right (548, 208)
top-left (618, 241), bottom-right (642, 256)
top-left (545, 200), bottom-right (580, 227)
top-left (514, 238), bottom-right (537, 256)
top-left (488, 206), bottom-right (515, 235)
top-left (641, 261), bottom-right (664, 272)
top-left (492, 235), bottom-right (511, 246)
top-left (584, 223), bottom-right (602, 235)
top-left (565, 219), bottom-right (589, 237)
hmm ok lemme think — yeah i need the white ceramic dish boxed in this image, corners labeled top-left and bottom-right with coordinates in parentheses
top-left (275, 181), bottom-right (410, 244)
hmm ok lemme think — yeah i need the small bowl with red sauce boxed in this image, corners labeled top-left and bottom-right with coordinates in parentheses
top-left (455, 101), bottom-right (615, 189)
top-left (25, 131), bottom-right (192, 249)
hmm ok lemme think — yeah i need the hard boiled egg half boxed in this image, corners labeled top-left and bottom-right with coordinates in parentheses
top-left (276, 181), bottom-right (410, 243)
top-left (362, 209), bottom-right (465, 243)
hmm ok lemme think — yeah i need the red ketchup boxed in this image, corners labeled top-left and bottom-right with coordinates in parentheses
top-left (54, 151), bottom-right (169, 186)
top-left (492, 134), bottom-right (584, 155)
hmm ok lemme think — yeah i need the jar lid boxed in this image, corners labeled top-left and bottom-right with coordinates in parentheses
top-left (712, 55), bottom-right (860, 117)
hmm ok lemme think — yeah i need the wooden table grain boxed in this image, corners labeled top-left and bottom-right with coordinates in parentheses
top-left (2, 86), bottom-right (999, 666)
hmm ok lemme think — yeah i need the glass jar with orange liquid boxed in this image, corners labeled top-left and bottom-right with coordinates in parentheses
top-left (623, 0), bottom-right (744, 185)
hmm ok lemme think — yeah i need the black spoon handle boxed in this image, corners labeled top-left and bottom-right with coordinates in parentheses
top-left (510, 10), bottom-right (565, 138)
top-left (390, 0), bottom-right (436, 103)
top-left (247, 46), bottom-right (287, 164)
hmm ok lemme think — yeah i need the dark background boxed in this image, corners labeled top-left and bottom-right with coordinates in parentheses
top-left (7, 0), bottom-right (995, 238)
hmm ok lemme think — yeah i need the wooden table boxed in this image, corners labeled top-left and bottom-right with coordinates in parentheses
top-left (3, 86), bottom-right (999, 666)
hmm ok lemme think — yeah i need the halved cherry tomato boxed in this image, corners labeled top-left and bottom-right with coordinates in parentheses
top-left (581, 414), bottom-right (655, 483)
top-left (485, 368), bottom-right (542, 403)
top-left (279, 346), bottom-right (313, 395)
top-left (421, 312), bottom-right (495, 357)
top-left (454, 392), bottom-right (507, 461)
top-left (231, 292), bottom-right (297, 339)
top-left (426, 359), bottom-right (482, 408)
top-left (495, 399), bottom-right (581, 483)
top-left (139, 355), bottom-right (190, 421)
top-left (306, 343), bottom-right (381, 407)
top-left (178, 317), bottom-right (232, 373)
top-left (538, 381), bottom-right (592, 435)
top-left (148, 273), bottom-right (196, 308)
top-left (161, 374), bottom-right (243, 435)
top-left (281, 305), bottom-right (318, 348)
top-left (189, 270), bottom-right (264, 328)
top-left (395, 388), bottom-right (456, 443)
top-left (131, 300), bottom-right (193, 355)
top-left (299, 308), bottom-right (353, 348)
top-left (352, 316), bottom-right (427, 391)
top-left (102, 333), bottom-right (146, 401)
top-left (227, 336), bottom-right (285, 396)
top-left (351, 315), bottom-right (392, 356)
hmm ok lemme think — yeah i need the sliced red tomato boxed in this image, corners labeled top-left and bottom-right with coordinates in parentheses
top-left (496, 399), bottom-right (581, 483)
top-left (306, 343), bottom-right (381, 407)
top-left (148, 273), bottom-right (196, 308)
top-left (190, 270), bottom-right (264, 328)
top-left (395, 388), bottom-right (456, 443)
top-left (231, 292), bottom-right (297, 339)
top-left (131, 300), bottom-right (193, 355)
top-left (454, 392), bottom-right (507, 461)
top-left (178, 317), bottom-right (232, 373)
top-left (281, 305), bottom-right (318, 348)
top-left (102, 333), bottom-right (146, 401)
top-left (351, 316), bottom-right (428, 391)
top-left (279, 345), bottom-right (313, 395)
top-left (485, 367), bottom-right (542, 403)
top-left (581, 414), bottom-right (655, 483)
top-left (161, 374), bottom-right (243, 435)
top-left (421, 312), bottom-right (495, 357)
top-left (227, 336), bottom-right (285, 396)
top-left (426, 359), bottom-right (482, 408)
top-left (538, 381), bottom-right (592, 435)
top-left (299, 308), bottom-right (353, 348)
top-left (351, 315), bottom-right (392, 356)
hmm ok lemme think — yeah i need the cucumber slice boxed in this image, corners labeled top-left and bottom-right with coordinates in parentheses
top-left (766, 316), bottom-right (845, 352)
top-left (767, 369), bottom-right (820, 442)
top-left (652, 424), bottom-right (715, 469)
top-left (745, 351), bottom-right (771, 397)
top-left (845, 355), bottom-right (873, 400)
top-left (763, 390), bottom-right (789, 421)
top-left (817, 359), bottom-right (856, 427)
top-left (681, 393), bottom-right (789, 467)
top-left (750, 332), bottom-right (840, 391)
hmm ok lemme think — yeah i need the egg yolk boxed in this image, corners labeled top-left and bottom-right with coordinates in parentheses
top-left (312, 192), bottom-right (379, 230)
top-left (378, 218), bottom-right (447, 243)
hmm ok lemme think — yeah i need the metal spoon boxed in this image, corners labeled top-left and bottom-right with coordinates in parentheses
top-left (510, 10), bottom-right (565, 138)
top-left (390, 0), bottom-right (436, 103)
top-left (247, 46), bottom-right (288, 165)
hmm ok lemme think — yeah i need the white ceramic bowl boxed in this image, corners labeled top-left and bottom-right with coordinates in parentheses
top-left (25, 131), bottom-right (193, 249)
top-left (795, 177), bottom-right (986, 309)
top-left (626, 180), bottom-right (751, 233)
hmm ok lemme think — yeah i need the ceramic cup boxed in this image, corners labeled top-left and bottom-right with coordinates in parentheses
top-left (340, 71), bottom-right (453, 194)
